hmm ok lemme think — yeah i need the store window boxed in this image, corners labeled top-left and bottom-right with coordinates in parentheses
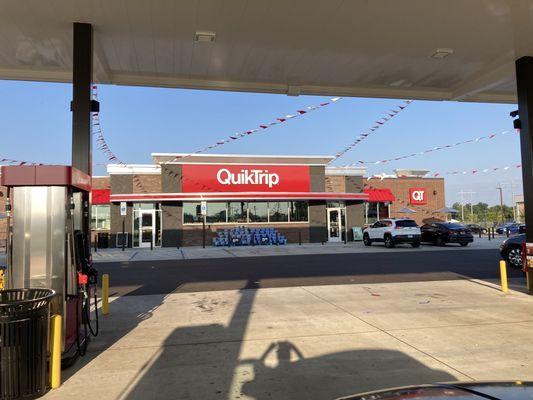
top-left (183, 202), bottom-right (203, 224)
top-left (91, 204), bottom-right (110, 230)
top-left (378, 202), bottom-right (390, 219)
top-left (249, 202), bottom-right (268, 223)
top-left (206, 202), bottom-right (227, 223)
top-left (366, 202), bottom-right (378, 224)
top-left (182, 201), bottom-right (309, 224)
top-left (228, 202), bottom-right (247, 223)
top-left (269, 201), bottom-right (289, 222)
top-left (289, 201), bottom-right (308, 222)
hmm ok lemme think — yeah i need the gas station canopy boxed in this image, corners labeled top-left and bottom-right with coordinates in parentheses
top-left (1, 0), bottom-right (533, 103)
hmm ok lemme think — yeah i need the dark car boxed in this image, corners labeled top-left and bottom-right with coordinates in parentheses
top-left (496, 223), bottom-right (521, 235)
top-left (420, 222), bottom-right (474, 246)
top-left (500, 233), bottom-right (526, 268)
top-left (340, 381), bottom-right (533, 399)
top-left (466, 224), bottom-right (488, 234)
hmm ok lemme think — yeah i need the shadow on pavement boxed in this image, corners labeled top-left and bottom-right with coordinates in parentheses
top-left (97, 249), bottom-right (524, 296)
top-left (239, 345), bottom-right (455, 400)
top-left (60, 284), bottom-right (169, 383)
top-left (60, 257), bottom-right (462, 400)
top-left (121, 284), bottom-right (456, 400)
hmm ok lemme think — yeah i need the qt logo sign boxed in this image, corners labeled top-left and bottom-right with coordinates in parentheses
top-left (409, 188), bottom-right (427, 205)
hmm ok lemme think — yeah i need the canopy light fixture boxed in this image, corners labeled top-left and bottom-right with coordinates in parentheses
top-left (194, 31), bottom-right (216, 43)
top-left (430, 48), bottom-right (454, 59)
top-left (287, 85), bottom-right (301, 96)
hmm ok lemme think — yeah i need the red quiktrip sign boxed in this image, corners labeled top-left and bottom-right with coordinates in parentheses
top-left (181, 165), bottom-right (310, 193)
top-left (409, 187), bottom-right (427, 205)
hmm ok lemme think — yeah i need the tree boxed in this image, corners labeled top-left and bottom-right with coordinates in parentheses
top-left (452, 202), bottom-right (514, 225)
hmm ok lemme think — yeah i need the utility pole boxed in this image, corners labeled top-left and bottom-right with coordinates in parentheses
top-left (468, 192), bottom-right (476, 222)
top-left (458, 190), bottom-right (475, 222)
top-left (496, 185), bottom-right (505, 225)
top-left (501, 180), bottom-right (520, 222)
top-left (459, 190), bottom-right (465, 221)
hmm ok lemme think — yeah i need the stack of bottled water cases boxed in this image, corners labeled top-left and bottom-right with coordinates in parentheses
top-left (213, 226), bottom-right (287, 246)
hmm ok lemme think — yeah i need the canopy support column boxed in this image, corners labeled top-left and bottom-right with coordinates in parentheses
top-left (71, 22), bottom-right (93, 176)
top-left (516, 57), bottom-right (533, 292)
top-left (71, 22), bottom-right (93, 241)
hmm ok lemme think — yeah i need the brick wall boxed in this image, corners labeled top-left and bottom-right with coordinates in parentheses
top-left (133, 174), bottom-right (161, 194)
top-left (368, 177), bottom-right (447, 225)
top-left (310, 166), bottom-right (325, 192)
top-left (92, 176), bottom-right (110, 189)
top-left (325, 176), bottom-right (345, 192)
top-left (309, 200), bottom-right (327, 243)
top-left (162, 202), bottom-right (182, 247)
top-left (162, 165), bottom-right (181, 192)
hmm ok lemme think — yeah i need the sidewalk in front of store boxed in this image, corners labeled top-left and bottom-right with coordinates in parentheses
top-left (89, 237), bottom-right (502, 263)
top-left (43, 278), bottom-right (533, 400)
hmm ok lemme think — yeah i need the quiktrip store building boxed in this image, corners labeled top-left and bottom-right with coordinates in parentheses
top-left (89, 153), bottom-right (446, 248)
top-left (101, 153), bottom-right (368, 248)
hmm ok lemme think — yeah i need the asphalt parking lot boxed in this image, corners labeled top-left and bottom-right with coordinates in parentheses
top-left (95, 240), bottom-right (523, 297)
top-left (89, 236), bottom-right (503, 263)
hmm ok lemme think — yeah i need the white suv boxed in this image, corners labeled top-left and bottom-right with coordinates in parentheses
top-left (363, 218), bottom-right (421, 248)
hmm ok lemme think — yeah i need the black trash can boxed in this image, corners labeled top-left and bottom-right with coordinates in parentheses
top-left (97, 233), bottom-right (109, 249)
top-left (0, 288), bottom-right (55, 400)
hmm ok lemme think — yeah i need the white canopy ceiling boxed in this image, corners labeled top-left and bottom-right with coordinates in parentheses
top-left (1, 0), bottom-right (533, 103)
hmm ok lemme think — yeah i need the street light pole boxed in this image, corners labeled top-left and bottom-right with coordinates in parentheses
top-left (497, 186), bottom-right (505, 225)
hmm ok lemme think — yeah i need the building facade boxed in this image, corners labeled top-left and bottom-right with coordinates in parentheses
top-left (86, 154), bottom-right (446, 248)
top-left (96, 154), bottom-right (366, 247)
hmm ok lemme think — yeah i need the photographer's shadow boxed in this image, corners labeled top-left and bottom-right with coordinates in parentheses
top-left (240, 341), bottom-right (456, 400)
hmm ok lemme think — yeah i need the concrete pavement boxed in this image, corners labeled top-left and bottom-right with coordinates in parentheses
top-left (44, 279), bottom-right (533, 400)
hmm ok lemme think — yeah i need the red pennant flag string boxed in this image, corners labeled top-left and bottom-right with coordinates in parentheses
top-left (330, 99), bottom-right (413, 163)
top-left (352, 129), bottom-right (515, 167)
top-left (165, 96), bottom-right (342, 164)
top-left (0, 157), bottom-right (42, 166)
top-left (90, 86), bottom-right (343, 193)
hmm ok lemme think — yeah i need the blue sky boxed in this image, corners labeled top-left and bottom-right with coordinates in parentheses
top-left (0, 80), bottom-right (522, 206)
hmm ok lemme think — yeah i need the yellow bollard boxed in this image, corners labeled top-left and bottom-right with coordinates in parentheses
top-left (102, 274), bottom-right (109, 315)
top-left (50, 314), bottom-right (62, 389)
top-left (527, 270), bottom-right (533, 295)
top-left (499, 260), bottom-right (509, 293)
top-left (0, 269), bottom-right (4, 290)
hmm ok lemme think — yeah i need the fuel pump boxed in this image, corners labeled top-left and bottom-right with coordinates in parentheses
top-left (1, 165), bottom-right (99, 365)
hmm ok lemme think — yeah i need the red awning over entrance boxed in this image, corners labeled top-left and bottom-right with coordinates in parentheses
top-left (363, 188), bottom-right (396, 202)
top-left (92, 189), bottom-right (110, 204)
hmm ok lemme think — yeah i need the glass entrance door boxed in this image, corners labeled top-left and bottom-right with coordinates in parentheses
top-left (327, 208), bottom-right (343, 242)
top-left (139, 211), bottom-right (155, 248)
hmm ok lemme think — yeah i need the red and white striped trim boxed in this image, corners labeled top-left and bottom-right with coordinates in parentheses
top-left (110, 192), bottom-right (368, 202)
